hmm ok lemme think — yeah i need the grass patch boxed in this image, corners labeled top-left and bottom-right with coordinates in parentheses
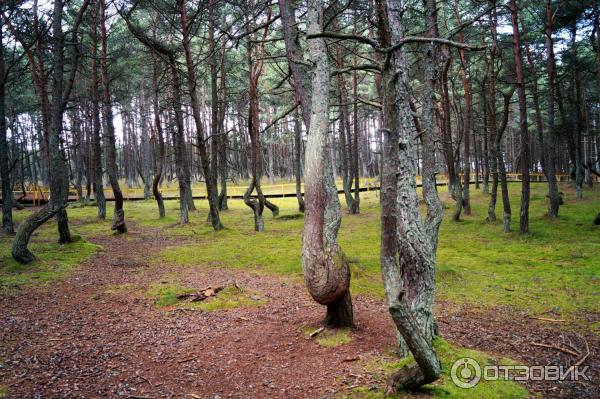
top-left (350, 338), bottom-right (529, 398)
top-left (4, 182), bottom-right (598, 326)
top-left (145, 281), bottom-right (266, 311)
top-left (0, 234), bottom-right (100, 290)
top-left (302, 326), bottom-right (353, 347)
top-left (152, 183), bottom-right (600, 324)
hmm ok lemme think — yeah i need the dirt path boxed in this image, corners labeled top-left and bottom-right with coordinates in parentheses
top-left (0, 226), bottom-right (597, 398)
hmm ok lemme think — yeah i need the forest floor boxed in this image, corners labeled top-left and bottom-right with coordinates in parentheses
top-left (0, 183), bottom-right (598, 398)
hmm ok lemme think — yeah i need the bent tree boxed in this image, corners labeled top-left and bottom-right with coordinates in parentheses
top-left (242, 3), bottom-right (279, 232)
top-left (301, 0), bottom-right (353, 328)
top-left (12, 0), bottom-right (89, 262)
top-left (376, 0), bottom-right (441, 390)
top-left (100, 0), bottom-right (126, 233)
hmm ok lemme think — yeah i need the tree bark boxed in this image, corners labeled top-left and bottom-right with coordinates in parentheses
top-left (375, 0), bottom-right (441, 390)
top-left (177, 0), bottom-right (221, 229)
top-left (509, 0), bottom-right (530, 234)
top-left (13, 0), bottom-right (72, 262)
top-left (453, 0), bottom-right (472, 215)
top-left (90, 1), bottom-right (106, 219)
top-left (293, 109), bottom-right (305, 212)
top-left (545, 0), bottom-right (559, 218)
top-left (100, 0), bottom-right (126, 233)
top-left (169, 61), bottom-right (189, 224)
top-left (302, 0), bottom-right (352, 328)
top-left (279, 0), bottom-right (311, 128)
top-left (0, 15), bottom-right (14, 234)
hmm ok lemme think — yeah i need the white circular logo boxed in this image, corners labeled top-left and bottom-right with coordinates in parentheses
top-left (451, 357), bottom-right (482, 388)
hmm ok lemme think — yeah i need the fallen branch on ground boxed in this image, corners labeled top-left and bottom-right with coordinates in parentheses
top-left (177, 286), bottom-right (225, 302)
top-left (531, 342), bottom-right (579, 357)
top-left (309, 327), bottom-right (324, 338)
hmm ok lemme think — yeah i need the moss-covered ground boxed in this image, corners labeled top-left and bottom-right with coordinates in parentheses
top-left (347, 338), bottom-right (529, 399)
top-left (1, 181), bottom-right (598, 397)
top-left (3, 182), bottom-right (598, 320)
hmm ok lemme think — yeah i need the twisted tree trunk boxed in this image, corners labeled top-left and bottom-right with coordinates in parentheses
top-left (13, 0), bottom-right (73, 262)
top-left (302, 0), bottom-right (352, 328)
top-left (376, 0), bottom-right (441, 390)
top-left (150, 18), bottom-right (165, 218)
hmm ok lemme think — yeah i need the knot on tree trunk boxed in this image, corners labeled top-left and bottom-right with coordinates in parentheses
top-left (302, 245), bottom-right (351, 306)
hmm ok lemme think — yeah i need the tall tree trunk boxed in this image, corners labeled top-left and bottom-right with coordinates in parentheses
top-left (334, 39), bottom-right (356, 212)
top-left (100, 0), bottom-right (126, 233)
top-left (279, 0), bottom-right (311, 128)
top-left (90, 2), bottom-right (106, 219)
top-left (169, 61), bottom-right (189, 224)
top-left (151, 47), bottom-right (165, 218)
top-left (217, 36), bottom-right (228, 210)
top-left (0, 15), bottom-right (14, 234)
top-left (139, 85), bottom-right (152, 200)
top-left (440, 57), bottom-right (462, 220)
top-left (13, 0), bottom-right (72, 262)
top-left (375, 0), bottom-right (441, 390)
top-left (570, 26), bottom-right (584, 199)
top-left (293, 109), bottom-right (305, 212)
top-left (350, 58), bottom-right (361, 214)
top-left (303, 0), bottom-right (352, 328)
top-left (453, 0), bottom-right (472, 215)
top-left (545, 0), bottom-right (559, 218)
top-left (177, 0), bottom-right (221, 229)
top-left (208, 4), bottom-right (220, 211)
top-left (520, 16), bottom-right (547, 177)
top-left (509, 0), bottom-right (530, 234)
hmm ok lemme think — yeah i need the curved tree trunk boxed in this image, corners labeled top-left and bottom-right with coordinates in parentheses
top-left (151, 26), bottom-right (166, 218)
top-left (13, 0), bottom-right (72, 262)
top-left (376, 0), bottom-right (441, 390)
top-left (302, 0), bottom-right (352, 328)
top-left (100, 0), bottom-right (126, 233)
top-left (178, 0), bottom-right (220, 229)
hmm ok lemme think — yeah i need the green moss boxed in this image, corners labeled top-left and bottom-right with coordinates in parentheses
top-left (151, 184), bottom-right (600, 326)
top-left (0, 234), bottom-right (100, 290)
top-left (4, 182), bottom-right (598, 328)
top-left (301, 326), bottom-right (352, 347)
top-left (193, 285), bottom-right (266, 312)
top-left (350, 338), bottom-right (529, 399)
top-left (146, 281), bottom-right (195, 307)
top-left (0, 385), bottom-right (6, 398)
top-left (316, 328), bottom-right (352, 347)
top-left (145, 281), bottom-right (266, 311)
